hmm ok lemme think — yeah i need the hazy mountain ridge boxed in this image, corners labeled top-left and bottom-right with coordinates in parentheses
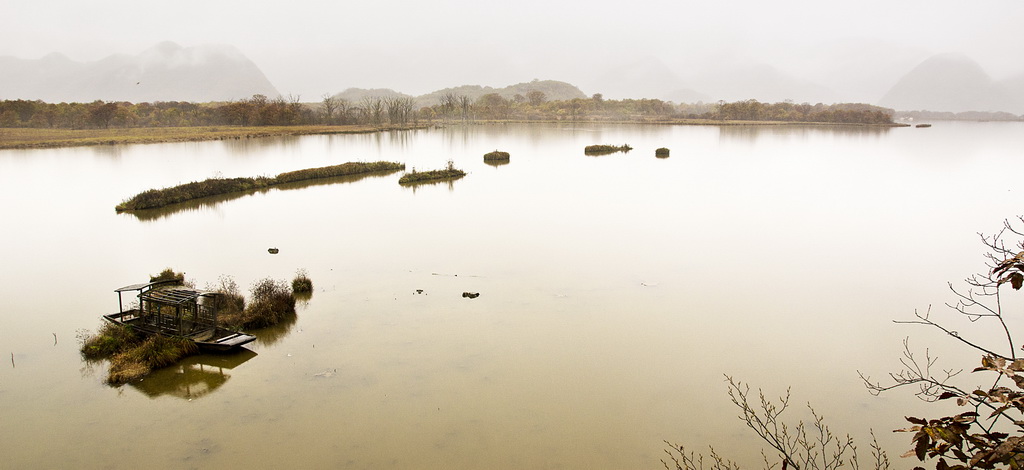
top-left (334, 80), bottom-right (586, 108)
top-left (879, 53), bottom-right (1024, 114)
top-left (0, 42), bottom-right (279, 103)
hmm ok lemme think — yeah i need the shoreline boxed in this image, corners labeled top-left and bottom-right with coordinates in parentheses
top-left (0, 124), bottom-right (430, 150)
top-left (0, 120), bottom-right (906, 150)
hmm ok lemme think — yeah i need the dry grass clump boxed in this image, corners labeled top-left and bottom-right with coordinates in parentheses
top-left (292, 269), bottom-right (313, 295)
top-left (399, 159), bottom-right (466, 185)
top-left (220, 278), bottom-right (296, 330)
top-left (107, 335), bottom-right (198, 384)
top-left (584, 144), bottom-right (633, 155)
top-left (150, 268), bottom-right (185, 284)
top-left (79, 323), bottom-right (198, 384)
top-left (483, 150), bottom-right (510, 161)
top-left (80, 322), bottom-right (143, 360)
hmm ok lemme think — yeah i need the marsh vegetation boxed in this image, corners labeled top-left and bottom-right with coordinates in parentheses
top-left (78, 269), bottom-right (305, 384)
top-left (116, 161), bottom-right (404, 211)
top-left (398, 159), bottom-right (466, 184)
top-left (483, 150), bottom-right (510, 161)
top-left (584, 144), bottom-right (633, 155)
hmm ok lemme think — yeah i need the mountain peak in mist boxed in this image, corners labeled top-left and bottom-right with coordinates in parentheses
top-left (879, 53), bottom-right (1021, 113)
top-left (0, 42), bottom-right (279, 103)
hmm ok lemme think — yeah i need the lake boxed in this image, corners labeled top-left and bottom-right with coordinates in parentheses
top-left (1, 122), bottom-right (1023, 468)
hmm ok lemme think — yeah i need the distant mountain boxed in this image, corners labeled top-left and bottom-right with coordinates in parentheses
top-left (1001, 73), bottom-right (1024, 114)
top-left (336, 80), bottom-right (586, 107)
top-left (582, 58), bottom-right (836, 104)
top-left (687, 64), bottom-right (837, 104)
top-left (879, 53), bottom-right (1022, 113)
top-left (584, 57), bottom-right (692, 101)
top-left (0, 42), bottom-right (279, 103)
top-left (333, 88), bottom-right (413, 103)
top-left (415, 80), bottom-right (586, 107)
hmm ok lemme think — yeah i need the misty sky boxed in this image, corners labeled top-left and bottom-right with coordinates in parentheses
top-left (4, 0), bottom-right (1023, 101)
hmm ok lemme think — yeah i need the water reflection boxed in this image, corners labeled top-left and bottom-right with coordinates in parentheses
top-left (252, 313), bottom-right (298, 347)
top-left (123, 170), bottom-right (403, 221)
top-left (484, 159), bottom-right (510, 167)
top-left (718, 124), bottom-right (892, 142)
top-left (89, 144), bottom-right (126, 159)
top-left (128, 348), bottom-right (257, 400)
top-left (219, 134), bottom-right (304, 155)
top-left (400, 176), bottom-right (463, 193)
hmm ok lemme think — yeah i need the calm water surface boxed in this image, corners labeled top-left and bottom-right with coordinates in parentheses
top-left (1, 122), bottom-right (1023, 468)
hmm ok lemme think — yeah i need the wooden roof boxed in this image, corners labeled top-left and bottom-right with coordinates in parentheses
top-left (139, 286), bottom-right (218, 306)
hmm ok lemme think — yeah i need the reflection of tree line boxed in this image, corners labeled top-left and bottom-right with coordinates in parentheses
top-left (718, 123), bottom-right (892, 142)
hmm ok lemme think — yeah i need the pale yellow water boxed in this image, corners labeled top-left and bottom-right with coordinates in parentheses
top-left (1, 122), bottom-right (1023, 468)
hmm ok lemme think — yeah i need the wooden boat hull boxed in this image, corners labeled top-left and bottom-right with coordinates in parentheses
top-left (103, 310), bottom-right (256, 353)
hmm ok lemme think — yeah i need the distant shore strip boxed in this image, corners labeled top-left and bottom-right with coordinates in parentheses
top-left (116, 161), bottom-right (405, 211)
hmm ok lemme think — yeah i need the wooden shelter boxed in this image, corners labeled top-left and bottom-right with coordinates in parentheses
top-left (105, 280), bottom-right (255, 352)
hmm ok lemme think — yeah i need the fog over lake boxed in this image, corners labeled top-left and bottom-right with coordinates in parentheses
top-left (1, 122), bottom-right (1023, 468)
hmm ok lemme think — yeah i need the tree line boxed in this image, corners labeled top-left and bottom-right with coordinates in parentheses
top-left (0, 94), bottom-right (894, 129)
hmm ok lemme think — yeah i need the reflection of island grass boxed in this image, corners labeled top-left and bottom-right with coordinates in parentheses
top-left (399, 160), bottom-right (466, 185)
top-left (116, 161), bottom-right (404, 211)
top-left (584, 144), bottom-right (633, 155)
top-left (0, 124), bottom-right (426, 150)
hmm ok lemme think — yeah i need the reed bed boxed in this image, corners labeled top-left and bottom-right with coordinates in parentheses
top-left (116, 161), bottom-right (404, 211)
top-left (584, 144), bottom-right (633, 155)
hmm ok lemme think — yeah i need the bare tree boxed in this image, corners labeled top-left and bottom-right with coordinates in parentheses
top-left (858, 217), bottom-right (1024, 469)
top-left (383, 96), bottom-right (415, 125)
top-left (321, 94), bottom-right (341, 124)
top-left (360, 96), bottom-right (384, 125)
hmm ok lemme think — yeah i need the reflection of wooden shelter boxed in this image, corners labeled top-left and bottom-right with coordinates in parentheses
top-left (104, 280), bottom-right (256, 352)
top-left (129, 348), bottom-right (258, 400)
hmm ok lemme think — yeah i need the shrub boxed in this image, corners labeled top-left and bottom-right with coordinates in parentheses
top-left (107, 335), bottom-right (197, 384)
top-left (221, 278), bottom-right (296, 329)
top-left (292, 269), bottom-right (313, 294)
top-left (79, 322), bottom-right (142, 360)
top-left (655, 147), bottom-right (670, 157)
top-left (150, 268), bottom-right (185, 284)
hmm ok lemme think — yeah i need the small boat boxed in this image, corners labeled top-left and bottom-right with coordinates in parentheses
top-left (104, 280), bottom-right (256, 352)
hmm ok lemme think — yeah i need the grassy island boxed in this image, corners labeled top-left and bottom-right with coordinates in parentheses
top-left (79, 269), bottom-right (305, 384)
top-left (483, 150), bottom-right (511, 161)
top-left (584, 144), bottom-right (633, 155)
top-left (399, 160), bottom-right (466, 185)
top-left (116, 161), bottom-right (405, 211)
top-left (655, 147), bottom-right (670, 157)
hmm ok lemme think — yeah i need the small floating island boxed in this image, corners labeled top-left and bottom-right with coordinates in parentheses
top-left (483, 150), bottom-right (510, 161)
top-left (398, 160), bottom-right (466, 185)
top-left (116, 161), bottom-right (405, 212)
top-left (655, 147), bottom-right (670, 158)
top-left (81, 268), bottom-right (305, 384)
top-left (584, 144), bottom-right (633, 155)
